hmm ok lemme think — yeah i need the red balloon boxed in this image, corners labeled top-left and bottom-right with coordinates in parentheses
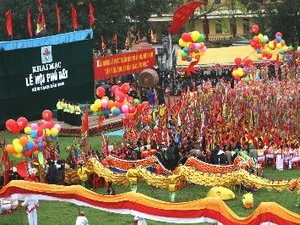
top-left (234, 57), bottom-right (242, 66)
top-left (120, 83), bottom-right (130, 94)
top-left (128, 106), bottom-right (136, 114)
top-left (244, 59), bottom-right (253, 67)
top-left (96, 87), bottom-right (106, 98)
top-left (42, 110), bottom-right (52, 121)
top-left (114, 91), bottom-right (125, 103)
top-left (275, 32), bottom-right (283, 37)
top-left (17, 117), bottom-right (28, 130)
top-left (5, 119), bottom-right (20, 133)
top-left (251, 24), bottom-right (259, 34)
top-left (111, 85), bottom-right (119, 94)
top-left (181, 33), bottom-right (193, 42)
top-left (23, 150), bottom-right (33, 157)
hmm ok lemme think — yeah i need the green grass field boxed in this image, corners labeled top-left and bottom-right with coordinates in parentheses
top-left (1, 131), bottom-right (300, 225)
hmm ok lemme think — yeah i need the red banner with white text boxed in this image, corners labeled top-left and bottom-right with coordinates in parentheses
top-left (93, 48), bottom-right (156, 80)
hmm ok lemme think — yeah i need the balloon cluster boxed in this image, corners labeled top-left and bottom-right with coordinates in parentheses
top-left (231, 57), bottom-right (253, 82)
top-left (178, 31), bottom-right (207, 62)
top-left (250, 24), bottom-right (289, 61)
top-left (91, 83), bottom-right (140, 118)
top-left (5, 110), bottom-right (61, 158)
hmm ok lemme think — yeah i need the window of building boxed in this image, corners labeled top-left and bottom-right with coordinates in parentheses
top-left (242, 18), bottom-right (250, 34)
top-left (215, 19), bottom-right (222, 34)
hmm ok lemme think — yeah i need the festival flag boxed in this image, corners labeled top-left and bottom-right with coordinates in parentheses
top-left (56, 4), bottom-right (61, 33)
top-left (71, 4), bottom-right (78, 30)
top-left (169, 0), bottom-right (208, 34)
top-left (88, 3), bottom-right (95, 27)
top-left (36, 2), bottom-right (46, 35)
top-left (27, 9), bottom-right (33, 38)
top-left (81, 107), bottom-right (89, 152)
top-left (5, 10), bottom-right (13, 37)
top-left (101, 36), bottom-right (107, 53)
top-left (112, 33), bottom-right (118, 45)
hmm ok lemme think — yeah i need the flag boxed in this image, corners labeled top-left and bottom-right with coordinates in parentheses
top-left (169, 1), bottom-right (208, 34)
top-left (71, 4), bottom-right (78, 30)
top-left (81, 107), bottom-right (89, 151)
top-left (88, 3), bottom-right (95, 27)
top-left (56, 4), bottom-right (61, 33)
top-left (36, 0), bottom-right (46, 36)
top-left (112, 33), bottom-right (118, 45)
top-left (101, 36), bottom-right (107, 52)
top-left (5, 10), bottom-right (13, 37)
top-left (27, 9), bottom-right (33, 38)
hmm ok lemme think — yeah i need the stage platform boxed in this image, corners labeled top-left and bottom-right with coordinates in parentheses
top-left (55, 114), bottom-right (124, 136)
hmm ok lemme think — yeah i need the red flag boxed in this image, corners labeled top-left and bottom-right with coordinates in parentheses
top-left (5, 10), bottom-right (13, 37)
top-left (112, 33), bottom-right (118, 45)
top-left (101, 36), bottom-right (107, 52)
top-left (169, 1), bottom-right (208, 34)
top-left (27, 9), bottom-right (33, 38)
top-left (56, 4), bottom-right (61, 33)
top-left (88, 3), bottom-right (95, 27)
top-left (185, 60), bottom-right (199, 76)
top-left (81, 108), bottom-right (89, 151)
top-left (71, 4), bottom-right (78, 30)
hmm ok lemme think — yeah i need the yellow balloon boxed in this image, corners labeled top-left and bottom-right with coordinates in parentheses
top-left (257, 33), bottom-right (263, 40)
top-left (13, 153), bottom-right (23, 158)
top-left (50, 128), bottom-right (59, 136)
top-left (257, 53), bottom-right (263, 60)
top-left (276, 43), bottom-right (282, 49)
top-left (12, 138), bottom-right (20, 145)
top-left (191, 31), bottom-right (200, 42)
top-left (178, 38), bottom-right (187, 47)
top-left (24, 126), bottom-right (31, 134)
top-left (45, 128), bottom-right (51, 136)
top-left (94, 99), bottom-right (102, 108)
top-left (14, 143), bottom-right (23, 153)
top-left (90, 104), bottom-right (98, 112)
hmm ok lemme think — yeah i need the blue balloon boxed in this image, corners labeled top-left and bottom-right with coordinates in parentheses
top-left (103, 109), bottom-right (110, 116)
top-left (276, 36), bottom-right (282, 42)
top-left (183, 47), bottom-right (189, 53)
top-left (113, 108), bottom-right (121, 116)
top-left (26, 141), bottom-right (34, 150)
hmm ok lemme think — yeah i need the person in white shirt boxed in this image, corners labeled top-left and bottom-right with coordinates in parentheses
top-left (75, 210), bottom-right (89, 225)
top-left (21, 197), bottom-right (39, 225)
top-left (134, 216), bottom-right (147, 225)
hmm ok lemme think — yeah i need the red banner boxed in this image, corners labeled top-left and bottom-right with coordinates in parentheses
top-left (169, 0), bottom-right (208, 34)
top-left (27, 9), bottom-right (33, 38)
top-left (71, 4), bottom-right (78, 30)
top-left (93, 48), bottom-right (156, 80)
top-left (56, 4), bottom-right (61, 33)
top-left (5, 10), bottom-right (13, 37)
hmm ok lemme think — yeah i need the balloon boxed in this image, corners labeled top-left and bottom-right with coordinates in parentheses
top-left (120, 83), bottom-right (130, 94)
top-left (133, 99), bottom-right (140, 106)
top-left (5, 119), bottom-right (19, 133)
top-left (24, 126), bottom-right (31, 134)
top-left (181, 32), bottom-right (192, 42)
top-left (30, 123), bottom-right (38, 130)
top-left (251, 24), bottom-right (259, 33)
top-left (103, 109), bottom-right (110, 116)
top-left (121, 104), bottom-right (129, 113)
top-left (191, 31), bottom-right (200, 42)
top-left (36, 128), bottom-right (44, 137)
top-left (13, 153), bottom-right (23, 158)
top-left (12, 138), bottom-right (20, 145)
top-left (181, 50), bottom-right (188, 58)
top-left (14, 143), bottom-right (23, 153)
top-left (23, 150), bottom-right (33, 157)
top-left (275, 32), bottom-right (282, 37)
top-left (5, 144), bottom-right (15, 154)
top-left (19, 136), bottom-right (28, 147)
top-left (101, 99), bottom-right (109, 108)
top-left (50, 127), bottom-right (59, 136)
top-left (96, 87), bottom-right (106, 98)
top-left (90, 104), bottom-right (98, 112)
top-left (244, 59), bottom-right (253, 67)
top-left (111, 85), bottom-right (119, 94)
top-left (26, 140), bottom-right (34, 150)
top-left (17, 117), bottom-right (28, 130)
top-left (112, 108), bottom-right (121, 116)
top-left (94, 99), bottom-right (102, 108)
top-left (234, 57), bottom-right (242, 66)
top-left (42, 110), bottom-right (52, 121)
top-left (114, 91), bottom-right (125, 103)
top-left (196, 33), bottom-right (205, 43)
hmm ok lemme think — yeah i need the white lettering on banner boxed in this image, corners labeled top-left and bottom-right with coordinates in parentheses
top-left (25, 61), bottom-right (69, 93)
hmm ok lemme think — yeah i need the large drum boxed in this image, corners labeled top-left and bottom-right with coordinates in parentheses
top-left (138, 68), bottom-right (159, 88)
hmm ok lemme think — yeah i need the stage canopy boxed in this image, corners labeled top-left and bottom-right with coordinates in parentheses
top-left (176, 45), bottom-right (279, 67)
